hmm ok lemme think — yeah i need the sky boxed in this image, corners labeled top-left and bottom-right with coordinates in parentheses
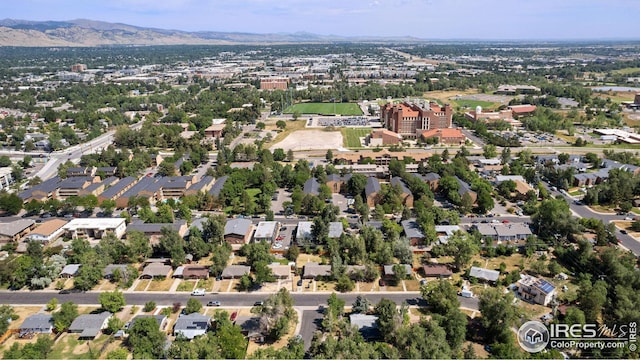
top-left (1, 0), bottom-right (638, 40)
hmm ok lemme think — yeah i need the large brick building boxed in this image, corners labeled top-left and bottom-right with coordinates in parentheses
top-left (380, 101), bottom-right (452, 139)
top-left (260, 78), bottom-right (289, 90)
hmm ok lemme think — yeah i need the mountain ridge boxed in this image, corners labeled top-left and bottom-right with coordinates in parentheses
top-left (0, 18), bottom-right (425, 46)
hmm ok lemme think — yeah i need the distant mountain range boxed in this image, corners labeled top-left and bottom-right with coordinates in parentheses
top-left (0, 18), bottom-right (424, 46)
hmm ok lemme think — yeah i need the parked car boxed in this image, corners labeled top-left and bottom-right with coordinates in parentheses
top-left (620, 230), bottom-right (628, 234)
top-left (253, 301), bottom-right (264, 306)
top-left (207, 301), bottom-right (221, 307)
top-left (191, 288), bottom-right (206, 296)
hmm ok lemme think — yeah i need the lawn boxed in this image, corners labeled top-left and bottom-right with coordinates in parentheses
top-left (341, 127), bottom-right (371, 148)
top-left (451, 99), bottom-right (498, 109)
top-left (196, 278), bottom-right (215, 291)
top-left (49, 333), bottom-right (112, 359)
top-left (177, 280), bottom-right (196, 292)
top-left (404, 280), bottom-right (422, 291)
top-left (284, 102), bottom-right (363, 116)
top-left (134, 279), bottom-right (150, 291)
top-left (147, 277), bottom-right (173, 291)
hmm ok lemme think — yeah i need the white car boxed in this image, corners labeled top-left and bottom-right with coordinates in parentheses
top-left (191, 288), bottom-right (206, 296)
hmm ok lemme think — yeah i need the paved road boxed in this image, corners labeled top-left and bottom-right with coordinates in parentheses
top-left (0, 291), bottom-right (479, 311)
top-left (546, 188), bottom-right (640, 255)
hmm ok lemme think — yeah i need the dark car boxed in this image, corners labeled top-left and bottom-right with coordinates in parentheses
top-left (253, 301), bottom-right (264, 306)
top-left (620, 229), bottom-right (628, 234)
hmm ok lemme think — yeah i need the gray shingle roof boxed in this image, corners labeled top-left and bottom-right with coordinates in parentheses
top-left (383, 264), bottom-right (412, 276)
top-left (99, 176), bottom-right (137, 199)
top-left (69, 312), bottom-right (111, 338)
top-left (174, 313), bottom-right (210, 336)
top-left (209, 176), bottom-right (228, 197)
top-left (365, 177), bottom-right (381, 196)
top-left (221, 265), bottom-right (250, 278)
top-left (224, 218), bottom-right (253, 237)
top-left (469, 266), bottom-right (500, 282)
top-left (401, 219), bottom-right (424, 239)
top-left (303, 178), bottom-right (321, 195)
top-left (0, 219), bottom-right (35, 237)
top-left (20, 314), bottom-right (53, 331)
top-left (390, 177), bottom-right (411, 195)
top-left (328, 222), bottom-right (343, 238)
top-left (303, 262), bottom-right (331, 278)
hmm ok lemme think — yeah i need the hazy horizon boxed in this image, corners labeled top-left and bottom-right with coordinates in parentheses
top-left (1, 0), bottom-right (639, 41)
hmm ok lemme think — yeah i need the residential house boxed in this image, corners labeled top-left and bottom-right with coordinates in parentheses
top-left (221, 265), bottom-right (251, 279)
top-left (140, 263), bottom-right (172, 279)
top-left (469, 266), bottom-right (500, 283)
top-left (20, 314), bottom-right (53, 336)
top-left (268, 263), bottom-right (291, 279)
top-left (383, 264), bottom-right (413, 279)
top-left (26, 219), bottom-right (68, 244)
top-left (401, 219), bottom-right (425, 246)
top-left (253, 221), bottom-right (280, 243)
top-left (62, 218), bottom-right (126, 240)
top-left (223, 218), bottom-right (254, 246)
top-left (69, 312), bottom-right (112, 339)
top-left (235, 316), bottom-right (263, 342)
top-left (174, 313), bottom-right (211, 339)
top-left (204, 124), bottom-right (225, 140)
top-left (302, 262), bottom-right (331, 279)
top-left (422, 264), bottom-right (453, 278)
top-left (365, 177), bottom-right (381, 208)
top-left (181, 265), bottom-right (210, 280)
top-left (103, 264), bottom-right (129, 279)
top-left (517, 275), bottom-right (557, 306)
top-left (390, 177), bottom-right (413, 207)
top-left (349, 314), bottom-right (380, 339)
top-left (60, 264), bottom-right (81, 278)
top-left (434, 225), bottom-right (461, 245)
top-left (0, 219), bottom-right (36, 244)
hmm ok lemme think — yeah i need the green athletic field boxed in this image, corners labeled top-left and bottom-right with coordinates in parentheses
top-left (344, 128), bottom-right (372, 148)
top-left (283, 102), bottom-right (363, 116)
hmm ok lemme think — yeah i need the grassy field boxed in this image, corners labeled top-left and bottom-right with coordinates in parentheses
top-left (613, 67), bottom-right (640, 75)
top-left (284, 102), bottom-right (363, 116)
top-left (342, 128), bottom-right (371, 148)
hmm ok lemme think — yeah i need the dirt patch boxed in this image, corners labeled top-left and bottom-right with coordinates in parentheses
top-left (7, 306), bottom-right (44, 329)
top-left (269, 130), bottom-right (343, 151)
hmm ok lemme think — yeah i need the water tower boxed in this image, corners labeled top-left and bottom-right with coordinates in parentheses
top-left (475, 105), bottom-right (482, 120)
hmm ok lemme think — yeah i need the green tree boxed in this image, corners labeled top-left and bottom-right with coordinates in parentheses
top-left (479, 288), bottom-right (519, 343)
top-left (352, 295), bottom-right (371, 314)
top-left (105, 316), bottom-right (125, 335)
top-left (374, 298), bottom-right (405, 342)
top-left (286, 149), bottom-right (294, 162)
top-left (0, 192), bottom-right (23, 215)
top-left (106, 348), bottom-right (130, 360)
top-left (0, 305), bottom-right (18, 335)
top-left (185, 298), bottom-right (203, 314)
top-left (99, 290), bottom-right (126, 313)
top-left (52, 301), bottom-right (78, 332)
top-left (276, 120), bottom-right (287, 130)
top-left (483, 144), bottom-right (497, 158)
top-left (127, 316), bottom-right (166, 359)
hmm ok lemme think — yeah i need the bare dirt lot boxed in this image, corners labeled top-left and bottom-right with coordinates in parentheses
top-left (269, 130), bottom-right (343, 151)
